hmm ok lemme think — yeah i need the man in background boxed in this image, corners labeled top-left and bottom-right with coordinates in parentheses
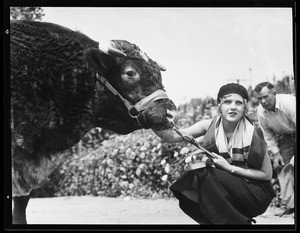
top-left (254, 82), bottom-right (295, 216)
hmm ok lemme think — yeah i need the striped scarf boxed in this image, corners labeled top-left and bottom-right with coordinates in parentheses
top-left (202, 115), bottom-right (266, 169)
top-left (215, 115), bottom-right (254, 165)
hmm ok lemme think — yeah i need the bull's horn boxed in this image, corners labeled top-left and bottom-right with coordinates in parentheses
top-left (99, 40), bottom-right (127, 57)
top-left (157, 62), bottom-right (166, 71)
top-left (139, 51), bottom-right (166, 71)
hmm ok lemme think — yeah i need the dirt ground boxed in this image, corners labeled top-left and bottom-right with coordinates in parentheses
top-left (21, 196), bottom-right (294, 228)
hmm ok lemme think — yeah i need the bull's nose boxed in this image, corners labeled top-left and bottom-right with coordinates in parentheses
top-left (166, 109), bottom-right (177, 123)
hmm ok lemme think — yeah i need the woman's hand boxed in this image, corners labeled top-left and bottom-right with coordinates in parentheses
top-left (210, 152), bottom-right (273, 180)
top-left (211, 152), bottom-right (232, 172)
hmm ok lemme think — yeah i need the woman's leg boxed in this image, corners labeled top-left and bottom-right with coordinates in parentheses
top-left (199, 168), bottom-right (273, 220)
top-left (172, 190), bottom-right (212, 224)
top-left (195, 168), bottom-right (251, 224)
top-left (170, 167), bottom-right (273, 224)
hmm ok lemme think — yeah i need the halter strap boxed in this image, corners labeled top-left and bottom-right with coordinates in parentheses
top-left (96, 73), bottom-right (169, 126)
top-left (131, 89), bottom-right (169, 112)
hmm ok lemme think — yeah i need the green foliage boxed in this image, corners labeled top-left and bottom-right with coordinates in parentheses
top-left (10, 7), bottom-right (44, 21)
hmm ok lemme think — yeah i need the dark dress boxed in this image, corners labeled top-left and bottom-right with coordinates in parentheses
top-left (170, 117), bottom-right (276, 224)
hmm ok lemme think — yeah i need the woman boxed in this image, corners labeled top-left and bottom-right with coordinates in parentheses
top-left (155, 83), bottom-right (275, 224)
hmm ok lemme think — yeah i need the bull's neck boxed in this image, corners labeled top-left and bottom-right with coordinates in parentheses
top-left (36, 84), bottom-right (97, 154)
top-left (36, 111), bottom-right (95, 155)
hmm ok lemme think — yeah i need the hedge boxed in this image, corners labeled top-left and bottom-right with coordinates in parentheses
top-left (31, 128), bottom-right (196, 198)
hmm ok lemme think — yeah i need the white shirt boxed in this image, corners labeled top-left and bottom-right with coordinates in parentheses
top-left (256, 94), bottom-right (296, 155)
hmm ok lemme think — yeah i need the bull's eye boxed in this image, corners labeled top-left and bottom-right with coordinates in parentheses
top-left (126, 70), bottom-right (136, 77)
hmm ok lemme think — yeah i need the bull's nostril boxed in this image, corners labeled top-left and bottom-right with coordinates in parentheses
top-left (166, 109), bottom-right (174, 118)
top-left (166, 109), bottom-right (177, 123)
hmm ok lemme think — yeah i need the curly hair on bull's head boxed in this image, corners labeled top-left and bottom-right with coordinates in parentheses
top-left (111, 40), bottom-right (166, 72)
top-left (104, 40), bottom-right (166, 93)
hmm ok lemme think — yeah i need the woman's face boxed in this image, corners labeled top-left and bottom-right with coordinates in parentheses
top-left (219, 93), bottom-right (246, 123)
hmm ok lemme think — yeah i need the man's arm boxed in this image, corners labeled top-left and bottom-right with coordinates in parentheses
top-left (257, 114), bottom-right (280, 155)
top-left (257, 112), bottom-right (285, 168)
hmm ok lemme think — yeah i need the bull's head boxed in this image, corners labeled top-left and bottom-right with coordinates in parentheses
top-left (84, 40), bottom-right (177, 134)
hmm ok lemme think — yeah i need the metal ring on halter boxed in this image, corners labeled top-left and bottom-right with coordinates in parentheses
top-left (128, 107), bottom-right (142, 126)
top-left (128, 107), bottom-right (140, 118)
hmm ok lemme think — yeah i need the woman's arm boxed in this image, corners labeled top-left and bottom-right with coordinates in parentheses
top-left (154, 118), bottom-right (212, 143)
top-left (212, 151), bottom-right (273, 181)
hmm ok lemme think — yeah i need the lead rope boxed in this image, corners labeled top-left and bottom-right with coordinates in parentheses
top-left (169, 121), bottom-right (218, 171)
top-left (171, 121), bottom-right (217, 159)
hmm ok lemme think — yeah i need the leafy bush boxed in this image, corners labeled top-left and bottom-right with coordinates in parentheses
top-left (32, 129), bottom-right (195, 198)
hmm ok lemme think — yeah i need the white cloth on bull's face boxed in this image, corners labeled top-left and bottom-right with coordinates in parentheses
top-left (98, 40), bottom-right (127, 57)
top-left (214, 115), bottom-right (254, 163)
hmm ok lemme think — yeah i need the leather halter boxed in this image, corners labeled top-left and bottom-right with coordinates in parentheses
top-left (96, 73), bottom-right (169, 127)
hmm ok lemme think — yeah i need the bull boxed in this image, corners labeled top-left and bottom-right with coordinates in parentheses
top-left (10, 20), bottom-right (177, 224)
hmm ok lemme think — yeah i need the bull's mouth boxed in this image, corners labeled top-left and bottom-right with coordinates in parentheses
top-left (146, 118), bottom-right (175, 131)
top-left (137, 97), bottom-right (177, 130)
top-left (166, 109), bottom-right (176, 122)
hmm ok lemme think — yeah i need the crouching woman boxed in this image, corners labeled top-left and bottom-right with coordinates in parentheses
top-left (155, 83), bottom-right (275, 224)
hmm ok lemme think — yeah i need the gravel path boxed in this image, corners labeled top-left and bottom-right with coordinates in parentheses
top-left (23, 196), bottom-right (294, 227)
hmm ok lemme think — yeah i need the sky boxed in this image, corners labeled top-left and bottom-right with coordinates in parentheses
top-left (42, 7), bottom-right (294, 105)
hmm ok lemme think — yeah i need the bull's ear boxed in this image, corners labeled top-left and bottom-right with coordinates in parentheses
top-left (83, 48), bottom-right (114, 76)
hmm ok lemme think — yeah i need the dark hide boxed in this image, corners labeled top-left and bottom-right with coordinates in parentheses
top-left (10, 20), bottom-right (176, 224)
